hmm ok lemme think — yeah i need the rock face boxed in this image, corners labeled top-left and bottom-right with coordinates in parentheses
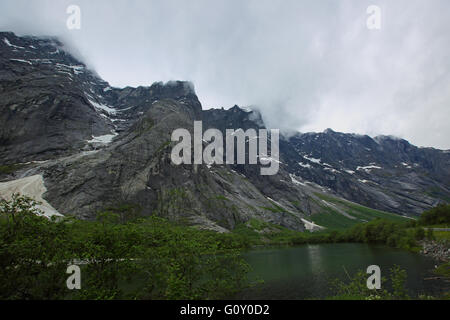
top-left (282, 130), bottom-right (450, 215)
top-left (1, 32), bottom-right (449, 231)
top-left (39, 99), bottom-right (310, 232)
top-left (0, 32), bottom-right (114, 162)
top-left (420, 240), bottom-right (450, 262)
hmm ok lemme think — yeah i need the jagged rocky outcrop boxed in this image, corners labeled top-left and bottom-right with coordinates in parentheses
top-left (36, 99), bottom-right (310, 232)
top-left (0, 32), bottom-right (115, 162)
top-left (282, 130), bottom-right (450, 215)
top-left (1, 32), bottom-right (449, 232)
top-left (420, 240), bottom-right (450, 262)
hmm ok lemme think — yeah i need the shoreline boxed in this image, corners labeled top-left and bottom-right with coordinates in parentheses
top-left (419, 240), bottom-right (450, 263)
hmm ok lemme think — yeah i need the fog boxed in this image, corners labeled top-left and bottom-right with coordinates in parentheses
top-left (1, 0), bottom-right (449, 149)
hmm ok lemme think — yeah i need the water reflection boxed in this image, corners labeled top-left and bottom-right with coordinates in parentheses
top-left (240, 243), bottom-right (443, 299)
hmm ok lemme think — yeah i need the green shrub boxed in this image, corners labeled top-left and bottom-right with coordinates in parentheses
top-left (329, 265), bottom-right (409, 300)
top-left (0, 195), bottom-right (252, 300)
top-left (414, 227), bottom-right (426, 240)
top-left (419, 204), bottom-right (450, 226)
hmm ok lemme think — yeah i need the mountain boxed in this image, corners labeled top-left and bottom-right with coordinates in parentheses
top-left (0, 32), bottom-right (113, 163)
top-left (282, 130), bottom-right (450, 215)
top-left (1, 32), bottom-right (449, 232)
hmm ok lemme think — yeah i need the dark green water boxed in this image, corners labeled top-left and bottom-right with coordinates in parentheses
top-left (240, 243), bottom-right (445, 299)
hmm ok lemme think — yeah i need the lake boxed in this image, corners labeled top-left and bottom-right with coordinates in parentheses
top-left (240, 243), bottom-right (446, 299)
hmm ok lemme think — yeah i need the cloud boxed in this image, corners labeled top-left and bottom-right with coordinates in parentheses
top-left (1, 0), bottom-right (449, 149)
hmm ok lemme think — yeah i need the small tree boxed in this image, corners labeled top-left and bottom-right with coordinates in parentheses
top-left (0, 194), bottom-right (71, 299)
top-left (414, 227), bottom-right (426, 240)
top-left (389, 265), bottom-right (409, 299)
top-left (425, 228), bottom-right (435, 240)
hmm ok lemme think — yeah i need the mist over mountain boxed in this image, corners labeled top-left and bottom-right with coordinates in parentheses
top-left (1, 0), bottom-right (450, 150)
top-left (1, 32), bottom-right (449, 233)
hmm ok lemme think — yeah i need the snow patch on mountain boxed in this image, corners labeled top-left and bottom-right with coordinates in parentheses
top-left (401, 162), bottom-right (412, 169)
top-left (87, 132), bottom-right (118, 145)
top-left (303, 155), bottom-right (322, 164)
top-left (0, 175), bottom-right (62, 218)
top-left (303, 155), bottom-right (332, 167)
top-left (3, 37), bottom-right (25, 50)
top-left (259, 156), bottom-right (282, 164)
top-left (299, 162), bottom-right (312, 169)
top-left (10, 59), bottom-right (32, 65)
top-left (356, 165), bottom-right (382, 172)
top-left (301, 218), bottom-right (324, 231)
top-left (290, 174), bottom-right (306, 186)
top-left (56, 63), bottom-right (85, 75)
top-left (88, 99), bottom-right (117, 115)
top-left (324, 167), bottom-right (340, 174)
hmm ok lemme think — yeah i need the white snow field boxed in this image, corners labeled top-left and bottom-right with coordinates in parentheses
top-left (87, 132), bottom-right (118, 144)
top-left (0, 175), bottom-right (62, 218)
top-left (301, 218), bottom-right (325, 231)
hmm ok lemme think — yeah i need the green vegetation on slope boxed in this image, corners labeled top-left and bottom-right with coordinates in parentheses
top-left (418, 204), bottom-right (450, 227)
top-left (0, 164), bottom-right (24, 175)
top-left (328, 265), bottom-right (410, 300)
top-left (233, 218), bottom-right (301, 245)
top-left (312, 193), bottom-right (408, 230)
top-left (231, 216), bottom-right (427, 253)
top-left (233, 202), bottom-right (449, 253)
top-left (1, 193), bottom-right (448, 300)
top-left (309, 209), bottom-right (356, 230)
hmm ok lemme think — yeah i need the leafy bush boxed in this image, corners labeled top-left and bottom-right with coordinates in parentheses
top-left (330, 265), bottom-right (409, 300)
top-left (0, 194), bottom-right (71, 299)
top-left (0, 194), bottom-right (252, 300)
top-left (414, 227), bottom-right (426, 240)
top-left (0, 164), bottom-right (23, 175)
top-left (419, 204), bottom-right (450, 226)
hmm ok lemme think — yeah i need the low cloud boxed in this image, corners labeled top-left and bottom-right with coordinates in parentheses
top-left (1, 0), bottom-right (449, 149)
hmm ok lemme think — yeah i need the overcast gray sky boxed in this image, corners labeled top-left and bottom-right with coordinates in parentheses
top-left (1, 0), bottom-right (449, 149)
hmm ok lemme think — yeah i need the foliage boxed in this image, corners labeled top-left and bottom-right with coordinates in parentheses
top-left (425, 228), bottom-right (435, 240)
top-left (314, 193), bottom-right (408, 227)
top-left (0, 194), bottom-right (252, 300)
top-left (329, 265), bottom-right (410, 300)
top-left (0, 164), bottom-right (24, 175)
top-left (433, 262), bottom-right (450, 278)
top-left (234, 216), bottom-right (426, 253)
top-left (0, 194), bottom-right (71, 299)
top-left (419, 204), bottom-right (450, 226)
top-left (2, 194), bottom-right (449, 300)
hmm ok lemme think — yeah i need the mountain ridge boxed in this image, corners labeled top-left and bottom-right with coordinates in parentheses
top-left (1, 32), bottom-right (449, 232)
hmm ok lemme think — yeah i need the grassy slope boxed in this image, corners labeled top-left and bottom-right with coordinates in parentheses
top-left (232, 193), bottom-right (412, 244)
top-left (312, 193), bottom-right (409, 230)
top-left (434, 231), bottom-right (450, 241)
